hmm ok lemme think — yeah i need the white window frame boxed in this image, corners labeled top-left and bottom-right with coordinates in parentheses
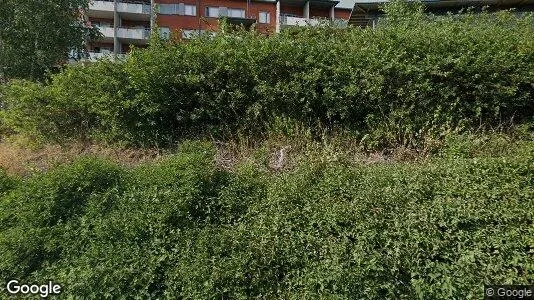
top-left (184, 4), bottom-right (196, 16)
top-left (205, 7), bottom-right (219, 17)
top-left (158, 4), bottom-right (176, 15)
top-left (228, 8), bottom-right (245, 18)
top-left (259, 11), bottom-right (270, 24)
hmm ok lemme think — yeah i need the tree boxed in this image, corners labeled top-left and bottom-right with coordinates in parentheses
top-left (0, 0), bottom-right (100, 81)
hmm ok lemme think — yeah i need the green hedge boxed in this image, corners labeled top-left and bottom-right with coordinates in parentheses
top-left (0, 140), bottom-right (532, 298)
top-left (1, 3), bottom-right (533, 148)
top-left (0, 169), bottom-right (18, 196)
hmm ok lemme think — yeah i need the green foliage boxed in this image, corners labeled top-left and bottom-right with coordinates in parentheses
top-left (0, 169), bottom-right (18, 196)
top-left (0, 157), bottom-right (125, 280)
top-left (440, 132), bottom-right (534, 159)
top-left (0, 61), bottom-right (130, 143)
top-left (0, 80), bottom-right (51, 140)
top-left (0, 140), bottom-right (532, 298)
top-left (0, 0), bottom-right (100, 80)
top-left (2, 6), bottom-right (533, 147)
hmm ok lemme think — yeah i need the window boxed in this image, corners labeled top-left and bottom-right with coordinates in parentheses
top-left (159, 4), bottom-right (176, 15)
top-left (159, 27), bottom-right (171, 39)
top-left (259, 11), bottom-right (270, 23)
top-left (205, 7), bottom-right (219, 17)
top-left (159, 3), bottom-right (196, 16)
top-left (182, 29), bottom-right (197, 39)
top-left (184, 4), bottom-right (196, 16)
top-left (228, 8), bottom-right (245, 18)
top-left (182, 29), bottom-right (216, 39)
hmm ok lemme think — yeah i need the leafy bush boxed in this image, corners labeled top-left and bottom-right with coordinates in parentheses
top-left (1, 3), bottom-right (532, 147)
top-left (0, 157), bottom-right (125, 280)
top-left (0, 61), bottom-right (130, 143)
top-left (0, 169), bottom-right (18, 196)
top-left (0, 140), bottom-right (532, 298)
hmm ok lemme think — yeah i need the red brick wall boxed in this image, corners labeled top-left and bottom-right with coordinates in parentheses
top-left (280, 4), bottom-right (302, 17)
top-left (248, 1), bottom-right (277, 34)
top-left (334, 8), bottom-right (351, 20)
top-left (155, 0), bottom-right (276, 34)
top-left (309, 8), bottom-right (330, 18)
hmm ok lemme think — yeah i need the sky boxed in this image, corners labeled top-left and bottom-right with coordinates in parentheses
top-left (337, 0), bottom-right (358, 9)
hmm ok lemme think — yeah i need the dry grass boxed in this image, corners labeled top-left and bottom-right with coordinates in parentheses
top-left (0, 132), bottom-right (436, 178)
top-left (0, 137), bottom-right (163, 177)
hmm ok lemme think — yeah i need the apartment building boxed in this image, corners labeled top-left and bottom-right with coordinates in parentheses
top-left (84, 0), bottom-right (354, 59)
top-left (349, 0), bottom-right (534, 27)
top-left (85, 0), bottom-right (152, 60)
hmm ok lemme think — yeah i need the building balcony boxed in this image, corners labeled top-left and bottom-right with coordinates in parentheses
top-left (117, 27), bottom-right (150, 40)
top-left (67, 51), bottom-right (127, 63)
top-left (96, 25), bottom-right (150, 44)
top-left (333, 18), bottom-right (348, 28)
top-left (281, 16), bottom-right (346, 27)
top-left (89, 0), bottom-right (114, 14)
top-left (88, 51), bottom-right (112, 61)
top-left (88, 52), bottom-right (127, 60)
top-left (281, 16), bottom-right (322, 26)
top-left (97, 25), bottom-right (115, 40)
top-left (88, 0), bottom-right (151, 21)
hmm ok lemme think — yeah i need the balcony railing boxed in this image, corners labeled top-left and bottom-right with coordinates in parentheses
top-left (281, 16), bottom-right (322, 26)
top-left (85, 52), bottom-right (128, 62)
top-left (89, 0), bottom-right (114, 12)
top-left (281, 16), bottom-right (347, 27)
top-left (89, 0), bottom-right (151, 15)
top-left (97, 25), bottom-right (115, 38)
top-left (333, 18), bottom-right (349, 28)
top-left (116, 1), bottom-right (151, 15)
top-left (117, 27), bottom-right (150, 40)
top-left (96, 25), bottom-right (150, 41)
top-left (88, 52), bottom-right (109, 60)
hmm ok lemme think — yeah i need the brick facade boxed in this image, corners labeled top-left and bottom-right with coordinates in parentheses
top-left (85, 0), bottom-right (352, 57)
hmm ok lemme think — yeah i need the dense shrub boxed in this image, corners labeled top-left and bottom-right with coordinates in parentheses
top-left (0, 157), bottom-right (125, 280)
top-left (1, 3), bottom-right (532, 147)
top-left (0, 169), bottom-right (18, 196)
top-left (0, 140), bottom-right (532, 298)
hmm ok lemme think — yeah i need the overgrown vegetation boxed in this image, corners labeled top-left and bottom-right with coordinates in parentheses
top-left (0, 1), bottom-right (533, 298)
top-left (0, 138), bottom-right (532, 299)
top-left (1, 3), bottom-right (532, 148)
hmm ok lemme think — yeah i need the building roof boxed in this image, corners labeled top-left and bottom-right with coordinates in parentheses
top-left (353, 0), bottom-right (534, 11)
